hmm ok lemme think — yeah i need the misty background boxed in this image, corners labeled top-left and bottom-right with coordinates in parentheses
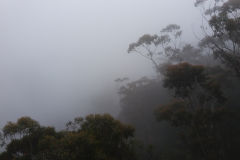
top-left (0, 0), bottom-right (202, 129)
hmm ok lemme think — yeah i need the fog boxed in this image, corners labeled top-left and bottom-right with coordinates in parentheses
top-left (0, 0), bottom-right (202, 129)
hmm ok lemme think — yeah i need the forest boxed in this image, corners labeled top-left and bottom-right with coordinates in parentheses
top-left (0, 0), bottom-right (240, 159)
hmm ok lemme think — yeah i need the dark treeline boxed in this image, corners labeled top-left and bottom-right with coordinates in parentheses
top-left (0, 0), bottom-right (240, 159)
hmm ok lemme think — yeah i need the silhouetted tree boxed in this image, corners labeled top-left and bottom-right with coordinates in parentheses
top-left (197, 0), bottom-right (240, 77)
top-left (0, 114), bottom-right (136, 160)
top-left (155, 62), bottom-right (239, 160)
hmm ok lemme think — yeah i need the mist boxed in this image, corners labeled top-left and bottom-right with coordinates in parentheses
top-left (0, 0), bottom-right (201, 128)
top-left (0, 0), bottom-right (239, 159)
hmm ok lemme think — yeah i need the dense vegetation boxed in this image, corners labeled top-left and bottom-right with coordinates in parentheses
top-left (0, 0), bottom-right (239, 159)
top-left (0, 115), bottom-right (136, 160)
top-left (119, 0), bottom-right (240, 159)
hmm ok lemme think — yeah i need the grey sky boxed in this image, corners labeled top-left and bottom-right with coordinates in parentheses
top-left (0, 0), bottom-right (202, 128)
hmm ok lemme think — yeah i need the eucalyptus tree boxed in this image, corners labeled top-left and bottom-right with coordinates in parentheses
top-left (196, 0), bottom-right (240, 77)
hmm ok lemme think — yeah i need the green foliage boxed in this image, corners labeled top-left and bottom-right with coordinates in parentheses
top-left (0, 2), bottom-right (239, 160)
top-left (163, 63), bottom-right (226, 106)
top-left (155, 99), bottom-right (191, 127)
top-left (0, 114), bottom-right (136, 160)
top-left (3, 117), bottom-right (40, 140)
top-left (163, 63), bottom-right (206, 98)
top-left (121, 1), bottom-right (240, 159)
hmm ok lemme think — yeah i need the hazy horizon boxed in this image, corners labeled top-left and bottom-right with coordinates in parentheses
top-left (0, 0), bottom-right (203, 129)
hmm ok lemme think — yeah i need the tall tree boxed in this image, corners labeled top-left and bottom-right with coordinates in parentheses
top-left (155, 62), bottom-right (239, 160)
top-left (128, 24), bottom-right (183, 72)
top-left (197, 0), bottom-right (240, 77)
